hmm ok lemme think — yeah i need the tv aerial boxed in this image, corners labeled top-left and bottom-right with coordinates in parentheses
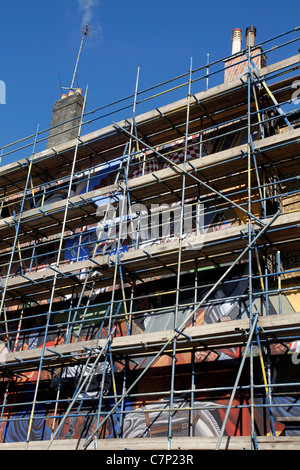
top-left (70, 23), bottom-right (90, 91)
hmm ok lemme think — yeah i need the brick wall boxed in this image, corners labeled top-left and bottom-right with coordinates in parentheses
top-left (280, 171), bottom-right (300, 213)
top-left (224, 47), bottom-right (266, 83)
top-left (281, 251), bottom-right (300, 280)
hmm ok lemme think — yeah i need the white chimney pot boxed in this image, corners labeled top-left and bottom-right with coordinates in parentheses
top-left (231, 28), bottom-right (242, 55)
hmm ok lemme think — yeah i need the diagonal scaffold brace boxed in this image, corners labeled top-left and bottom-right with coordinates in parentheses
top-left (82, 210), bottom-right (280, 449)
top-left (46, 325), bottom-right (116, 450)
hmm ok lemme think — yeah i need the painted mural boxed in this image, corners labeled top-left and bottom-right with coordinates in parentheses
top-left (0, 273), bottom-right (299, 443)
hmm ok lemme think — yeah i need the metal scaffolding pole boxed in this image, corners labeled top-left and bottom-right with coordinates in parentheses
top-left (0, 124), bottom-right (40, 333)
top-left (24, 88), bottom-right (88, 449)
top-left (168, 58), bottom-right (193, 449)
top-left (46, 326), bottom-right (116, 449)
top-left (46, 167), bottom-right (131, 443)
top-left (246, 34), bottom-right (256, 449)
top-left (215, 312), bottom-right (259, 450)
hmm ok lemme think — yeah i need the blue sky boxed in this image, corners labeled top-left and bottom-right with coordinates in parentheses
top-left (0, 0), bottom-right (299, 164)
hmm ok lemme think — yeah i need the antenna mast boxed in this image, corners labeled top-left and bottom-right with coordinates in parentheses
top-left (70, 23), bottom-right (90, 91)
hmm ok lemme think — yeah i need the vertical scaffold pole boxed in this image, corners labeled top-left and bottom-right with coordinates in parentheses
top-left (168, 57), bottom-right (193, 450)
top-left (24, 88), bottom-right (88, 449)
top-left (246, 32), bottom-right (256, 448)
top-left (215, 313), bottom-right (259, 450)
top-left (0, 124), bottom-right (40, 327)
top-left (46, 327), bottom-right (116, 449)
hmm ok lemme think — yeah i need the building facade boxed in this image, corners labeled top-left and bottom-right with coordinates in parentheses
top-left (0, 26), bottom-right (299, 450)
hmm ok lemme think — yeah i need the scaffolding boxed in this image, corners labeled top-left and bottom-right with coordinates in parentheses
top-left (0, 26), bottom-right (300, 450)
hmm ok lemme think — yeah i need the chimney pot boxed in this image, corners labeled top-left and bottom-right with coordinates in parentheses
top-left (246, 25), bottom-right (256, 48)
top-left (231, 28), bottom-right (242, 55)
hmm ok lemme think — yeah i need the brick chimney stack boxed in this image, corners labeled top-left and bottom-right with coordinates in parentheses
top-left (224, 26), bottom-right (266, 83)
top-left (46, 88), bottom-right (85, 149)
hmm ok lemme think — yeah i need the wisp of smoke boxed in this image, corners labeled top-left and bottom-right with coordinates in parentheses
top-left (76, 0), bottom-right (102, 45)
top-left (77, 0), bottom-right (99, 26)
